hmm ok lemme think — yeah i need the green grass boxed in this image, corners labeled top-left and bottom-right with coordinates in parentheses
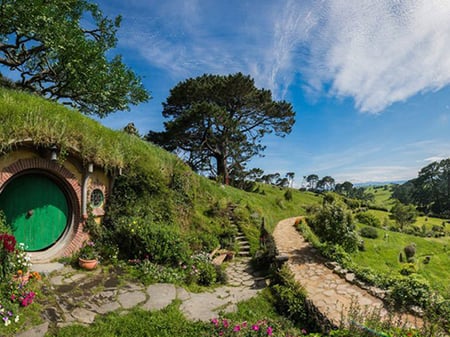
top-left (44, 291), bottom-right (308, 337)
top-left (44, 302), bottom-right (208, 337)
top-left (353, 223), bottom-right (450, 294)
top-left (366, 185), bottom-right (396, 209)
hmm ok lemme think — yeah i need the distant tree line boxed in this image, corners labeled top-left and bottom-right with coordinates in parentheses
top-left (392, 158), bottom-right (450, 217)
top-left (299, 174), bottom-right (374, 202)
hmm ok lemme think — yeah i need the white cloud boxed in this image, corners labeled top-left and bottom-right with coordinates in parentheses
top-left (304, 1), bottom-right (450, 113)
top-left (334, 165), bottom-right (416, 184)
top-left (110, 0), bottom-right (450, 113)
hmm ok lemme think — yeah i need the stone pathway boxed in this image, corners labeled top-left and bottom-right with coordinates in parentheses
top-left (17, 257), bottom-right (261, 337)
top-left (272, 217), bottom-right (424, 329)
top-left (18, 216), bottom-right (427, 337)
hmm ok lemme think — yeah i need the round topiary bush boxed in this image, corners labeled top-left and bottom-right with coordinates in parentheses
top-left (404, 243), bottom-right (416, 263)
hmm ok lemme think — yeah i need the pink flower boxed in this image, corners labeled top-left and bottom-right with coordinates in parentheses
top-left (252, 324), bottom-right (259, 331)
top-left (222, 319), bottom-right (229, 328)
top-left (267, 326), bottom-right (273, 336)
top-left (211, 318), bottom-right (219, 326)
top-left (302, 328), bottom-right (307, 334)
top-left (241, 321), bottom-right (247, 328)
top-left (233, 325), bottom-right (241, 332)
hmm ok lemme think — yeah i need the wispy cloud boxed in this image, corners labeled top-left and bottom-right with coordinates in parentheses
top-left (110, 0), bottom-right (316, 99)
top-left (303, 1), bottom-right (450, 113)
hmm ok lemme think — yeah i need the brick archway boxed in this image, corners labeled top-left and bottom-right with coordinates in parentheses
top-left (0, 158), bottom-right (87, 260)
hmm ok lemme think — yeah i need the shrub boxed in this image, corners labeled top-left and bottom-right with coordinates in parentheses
top-left (359, 226), bottom-right (379, 239)
top-left (400, 263), bottom-right (417, 276)
top-left (388, 275), bottom-right (431, 309)
top-left (0, 211), bottom-right (11, 234)
top-left (271, 265), bottom-right (308, 325)
top-left (252, 223), bottom-right (278, 271)
top-left (112, 217), bottom-right (191, 266)
top-left (404, 243), bottom-right (416, 262)
top-left (187, 252), bottom-right (217, 286)
top-left (355, 212), bottom-right (381, 228)
top-left (308, 203), bottom-right (358, 253)
top-left (132, 259), bottom-right (185, 284)
top-left (284, 189), bottom-right (293, 201)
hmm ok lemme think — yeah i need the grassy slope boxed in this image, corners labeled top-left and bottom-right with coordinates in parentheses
top-left (366, 185), bottom-right (397, 209)
top-left (0, 87), bottom-right (320, 239)
top-left (353, 222), bottom-right (450, 293)
top-left (356, 186), bottom-right (450, 295)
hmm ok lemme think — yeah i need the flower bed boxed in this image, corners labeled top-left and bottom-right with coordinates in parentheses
top-left (0, 232), bottom-right (41, 329)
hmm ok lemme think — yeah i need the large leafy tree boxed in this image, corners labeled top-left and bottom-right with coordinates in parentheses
top-left (146, 73), bottom-right (295, 185)
top-left (0, 0), bottom-right (149, 117)
top-left (391, 201), bottom-right (417, 231)
top-left (393, 158), bottom-right (450, 216)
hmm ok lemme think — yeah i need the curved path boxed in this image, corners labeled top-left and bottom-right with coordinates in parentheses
top-left (273, 217), bottom-right (423, 329)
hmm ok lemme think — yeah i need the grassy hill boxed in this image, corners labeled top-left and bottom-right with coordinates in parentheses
top-left (365, 184), bottom-right (397, 210)
top-left (2, 88), bottom-right (449, 336)
top-left (0, 87), bottom-right (321, 254)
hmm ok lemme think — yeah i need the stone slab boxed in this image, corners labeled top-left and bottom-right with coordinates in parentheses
top-left (142, 283), bottom-right (177, 311)
top-left (71, 307), bottom-right (97, 324)
top-left (118, 290), bottom-right (146, 309)
top-left (16, 322), bottom-right (49, 337)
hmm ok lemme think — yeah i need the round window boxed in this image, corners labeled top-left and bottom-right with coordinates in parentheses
top-left (90, 189), bottom-right (104, 208)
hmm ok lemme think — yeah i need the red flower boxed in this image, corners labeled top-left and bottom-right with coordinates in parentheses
top-left (0, 233), bottom-right (16, 253)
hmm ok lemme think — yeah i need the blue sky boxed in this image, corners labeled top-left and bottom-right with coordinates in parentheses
top-left (95, 0), bottom-right (450, 185)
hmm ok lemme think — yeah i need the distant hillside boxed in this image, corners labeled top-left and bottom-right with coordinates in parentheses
top-left (354, 180), bottom-right (406, 187)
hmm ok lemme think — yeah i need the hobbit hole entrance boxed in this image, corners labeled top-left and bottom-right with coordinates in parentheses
top-left (0, 172), bottom-right (72, 251)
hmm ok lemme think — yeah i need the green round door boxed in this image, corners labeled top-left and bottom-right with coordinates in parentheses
top-left (0, 174), bottom-right (69, 251)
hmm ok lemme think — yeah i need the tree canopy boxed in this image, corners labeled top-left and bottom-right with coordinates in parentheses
top-left (390, 201), bottom-right (417, 230)
top-left (392, 158), bottom-right (450, 217)
top-left (146, 73), bottom-right (295, 185)
top-left (0, 0), bottom-right (149, 117)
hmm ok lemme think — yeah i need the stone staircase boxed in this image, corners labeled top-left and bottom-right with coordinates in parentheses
top-left (225, 204), bottom-right (267, 289)
top-left (233, 228), bottom-right (251, 258)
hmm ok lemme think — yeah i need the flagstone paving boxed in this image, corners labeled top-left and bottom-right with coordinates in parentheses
top-left (18, 216), bottom-right (426, 337)
top-left (272, 217), bottom-right (424, 329)
top-left (17, 257), bottom-right (261, 337)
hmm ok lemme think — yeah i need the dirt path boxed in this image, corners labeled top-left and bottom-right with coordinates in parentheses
top-left (272, 217), bottom-right (423, 328)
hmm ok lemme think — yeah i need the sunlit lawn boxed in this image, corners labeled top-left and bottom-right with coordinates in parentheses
top-left (353, 223), bottom-right (450, 295)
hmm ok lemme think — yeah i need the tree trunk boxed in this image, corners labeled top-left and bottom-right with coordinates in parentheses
top-left (216, 155), bottom-right (229, 185)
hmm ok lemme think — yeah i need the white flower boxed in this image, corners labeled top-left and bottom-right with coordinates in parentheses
top-left (14, 315), bottom-right (19, 323)
top-left (4, 318), bottom-right (10, 326)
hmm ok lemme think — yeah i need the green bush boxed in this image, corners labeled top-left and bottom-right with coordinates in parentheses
top-left (308, 203), bottom-right (358, 253)
top-left (134, 260), bottom-right (185, 285)
top-left (359, 226), bottom-right (379, 239)
top-left (404, 243), bottom-right (416, 262)
top-left (284, 189), bottom-right (293, 201)
top-left (271, 265), bottom-right (308, 325)
top-left (186, 252), bottom-right (217, 286)
top-left (112, 216), bottom-right (191, 266)
top-left (400, 263), bottom-right (417, 276)
top-left (355, 212), bottom-right (381, 227)
top-left (388, 275), bottom-right (431, 308)
top-left (252, 223), bottom-right (278, 271)
top-left (0, 211), bottom-right (11, 234)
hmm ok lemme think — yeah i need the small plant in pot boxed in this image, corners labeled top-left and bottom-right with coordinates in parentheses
top-left (78, 241), bottom-right (99, 270)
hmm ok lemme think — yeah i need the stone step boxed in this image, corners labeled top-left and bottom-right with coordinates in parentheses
top-left (235, 237), bottom-right (247, 241)
top-left (238, 251), bottom-right (251, 257)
